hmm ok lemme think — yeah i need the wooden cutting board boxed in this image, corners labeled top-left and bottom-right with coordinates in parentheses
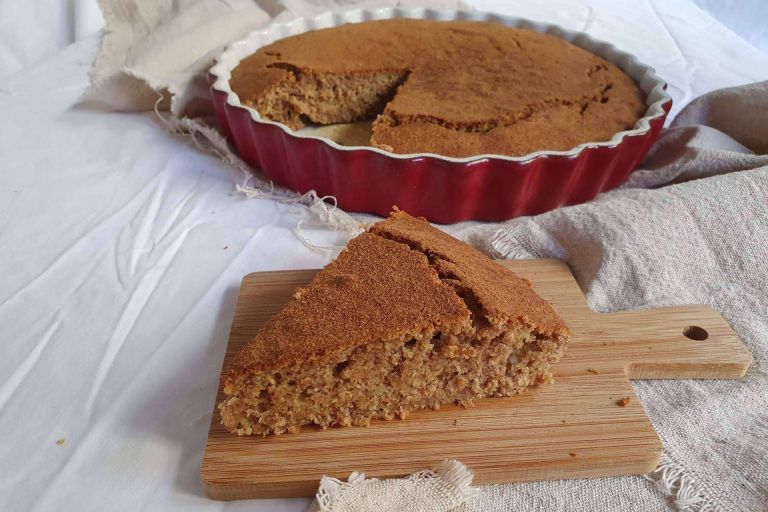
top-left (200, 259), bottom-right (751, 500)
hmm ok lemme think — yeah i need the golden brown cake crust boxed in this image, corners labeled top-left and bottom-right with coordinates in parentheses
top-left (228, 231), bottom-right (471, 374)
top-left (230, 19), bottom-right (646, 157)
top-left (369, 210), bottom-right (569, 337)
top-left (228, 210), bottom-right (568, 378)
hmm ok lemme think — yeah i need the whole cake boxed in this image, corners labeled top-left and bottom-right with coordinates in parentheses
top-left (230, 19), bottom-right (646, 158)
top-left (219, 210), bottom-right (571, 436)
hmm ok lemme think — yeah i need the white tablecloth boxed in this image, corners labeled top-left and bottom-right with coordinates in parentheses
top-left (2, 1), bottom-right (767, 510)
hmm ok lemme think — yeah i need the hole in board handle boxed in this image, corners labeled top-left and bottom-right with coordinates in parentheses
top-left (683, 325), bottom-right (708, 341)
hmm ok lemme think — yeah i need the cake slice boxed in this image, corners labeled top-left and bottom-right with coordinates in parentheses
top-left (219, 210), bottom-right (570, 436)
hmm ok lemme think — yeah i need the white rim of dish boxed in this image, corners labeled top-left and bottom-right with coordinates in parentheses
top-left (210, 7), bottom-right (672, 164)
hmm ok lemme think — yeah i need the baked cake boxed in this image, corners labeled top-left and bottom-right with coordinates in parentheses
top-left (219, 210), bottom-right (570, 436)
top-left (230, 19), bottom-right (646, 158)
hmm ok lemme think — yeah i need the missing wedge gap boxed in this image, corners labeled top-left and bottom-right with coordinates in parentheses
top-left (253, 65), bottom-right (410, 131)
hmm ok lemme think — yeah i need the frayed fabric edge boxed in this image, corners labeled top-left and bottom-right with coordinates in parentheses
top-left (314, 459), bottom-right (477, 512)
top-left (646, 452), bottom-right (723, 512)
top-left (434, 459), bottom-right (479, 502)
top-left (413, 459), bottom-right (479, 504)
top-left (151, 98), bottom-right (364, 252)
top-left (489, 228), bottom-right (537, 260)
top-left (315, 472), bottom-right (370, 512)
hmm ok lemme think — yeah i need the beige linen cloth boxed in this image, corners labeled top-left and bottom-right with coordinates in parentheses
top-left (482, 81), bottom-right (768, 512)
top-left (87, 1), bottom-right (768, 510)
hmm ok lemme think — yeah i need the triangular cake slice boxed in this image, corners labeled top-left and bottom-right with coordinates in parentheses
top-left (219, 210), bottom-right (570, 435)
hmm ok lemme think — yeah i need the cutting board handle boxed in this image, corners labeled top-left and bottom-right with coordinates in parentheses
top-left (583, 305), bottom-right (752, 379)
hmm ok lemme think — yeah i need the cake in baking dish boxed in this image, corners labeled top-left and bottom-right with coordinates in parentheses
top-left (218, 210), bottom-right (570, 436)
top-left (229, 19), bottom-right (646, 158)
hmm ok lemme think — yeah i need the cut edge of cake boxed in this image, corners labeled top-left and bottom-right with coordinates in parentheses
top-left (247, 63), bottom-right (410, 132)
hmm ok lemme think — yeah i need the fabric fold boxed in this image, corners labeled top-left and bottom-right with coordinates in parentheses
top-left (489, 81), bottom-right (768, 512)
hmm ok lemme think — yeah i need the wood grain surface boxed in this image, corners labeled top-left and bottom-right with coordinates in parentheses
top-left (200, 259), bottom-right (752, 500)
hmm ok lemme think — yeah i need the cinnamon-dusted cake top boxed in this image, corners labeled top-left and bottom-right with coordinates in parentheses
top-left (231, 19), bottom-right (646, 157)
top-left (228, 230), bottom-right (471, 373)
top-left (228, 211), bottom-right (568, 375)
top-left (370, 210), bottom-right (569, 337)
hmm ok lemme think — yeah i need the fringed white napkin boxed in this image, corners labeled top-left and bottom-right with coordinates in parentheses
top-left (309, 460), bottom-right (477, 512)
